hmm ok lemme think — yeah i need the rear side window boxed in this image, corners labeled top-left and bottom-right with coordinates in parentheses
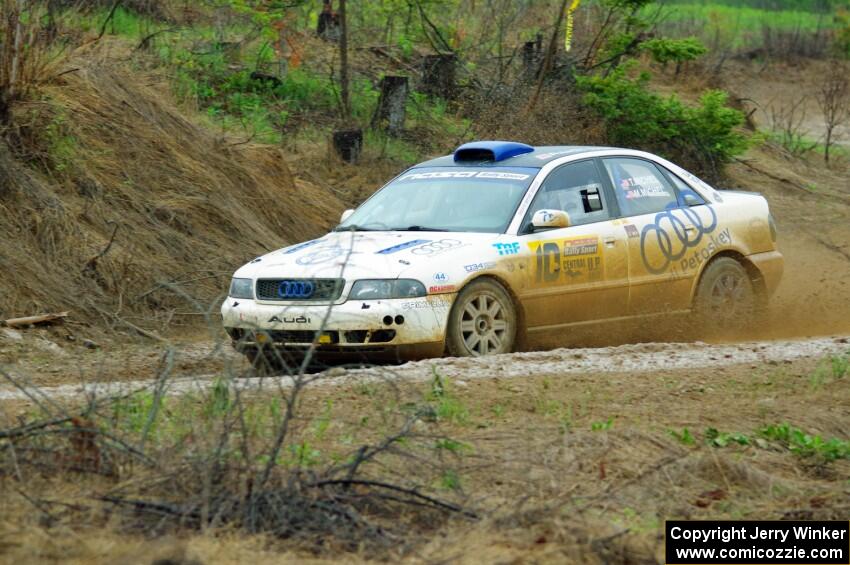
top-left (603, 158), bottom-right (677, 217)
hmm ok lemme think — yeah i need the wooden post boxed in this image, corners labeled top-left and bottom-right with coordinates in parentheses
top-left (420, 54), bottom-right (457, 99)
top-left (371, 75), bottom-right (409, 135)
top-left (317, 0), bottom-right (340, 41)
top-left (522, 41), bottom-right (537, 79)
top-left (332, 129), bottom-right (363, 163)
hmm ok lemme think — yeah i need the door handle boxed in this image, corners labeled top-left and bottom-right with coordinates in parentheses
top-left (604, 237), bottom-right (616, 247)
top-left (684, 225), bottom-right (697, 233)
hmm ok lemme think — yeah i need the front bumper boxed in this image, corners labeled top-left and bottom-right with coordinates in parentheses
top-left (221, 294), bottom-right (455, 357)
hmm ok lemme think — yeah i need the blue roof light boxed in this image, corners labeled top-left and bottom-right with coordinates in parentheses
top-left (454, 141), bottom-right (534, 162)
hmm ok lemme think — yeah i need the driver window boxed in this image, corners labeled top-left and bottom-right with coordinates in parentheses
top-left (525, 160), bottom-right (610, 228)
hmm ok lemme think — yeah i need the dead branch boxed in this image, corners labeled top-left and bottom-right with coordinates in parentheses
top-left (135, 27), bottom-right (180, 52)
top-left (0, 416), bottom-right (73, 440)
top-left (2, 311), bottom-right (68, 328)
top-left (311, 479), bottom-right (476, 517)
top-left (82, 222), bottom-right (119, 275)
top-left (90, 304), bottom-right (168, 342)
top-left (96, 0), bottom-right (123, 41)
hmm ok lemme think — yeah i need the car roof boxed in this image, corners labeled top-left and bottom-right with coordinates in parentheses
top-left (413, 144), bottom-right (622, 169)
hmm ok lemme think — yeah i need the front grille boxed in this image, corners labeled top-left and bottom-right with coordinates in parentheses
top-left (256, 278), bottom-right (344, 301)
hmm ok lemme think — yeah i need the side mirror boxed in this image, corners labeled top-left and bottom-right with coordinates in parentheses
top-left (531, 209), bottom-right (570, 231)
top-left (340, 209), bottom-right (355, 223)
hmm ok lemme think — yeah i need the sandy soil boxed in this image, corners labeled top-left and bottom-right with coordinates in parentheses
top-left (1, 344), bottom-right (848, 564)
top-left (724, 58), bottom-right (850, 148)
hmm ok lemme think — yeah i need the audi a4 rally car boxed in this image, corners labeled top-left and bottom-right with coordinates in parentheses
top-left (223, 141), bottom-right (783, 364)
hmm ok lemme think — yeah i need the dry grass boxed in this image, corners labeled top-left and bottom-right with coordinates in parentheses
top-left (0, 39), bottom-right (344, 332)
top-left (1, 351), bottom-right (848, 563)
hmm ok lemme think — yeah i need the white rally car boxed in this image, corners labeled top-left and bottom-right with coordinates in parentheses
top-left (223, 141), bottom-right (783, 364)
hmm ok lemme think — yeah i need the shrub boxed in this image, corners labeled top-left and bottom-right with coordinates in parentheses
top-left (576, 65), bottom-right (748, 177)
top-left (641, 37), bottom-right (708, 72)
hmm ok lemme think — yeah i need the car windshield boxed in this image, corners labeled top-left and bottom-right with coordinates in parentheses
top-left (337, 166), bottom-right (538, 233)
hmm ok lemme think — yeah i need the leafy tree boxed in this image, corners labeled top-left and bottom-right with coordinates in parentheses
top-left (641, 37), bottom-right (707, 74)
top-left (577, 65), bottom-right (748, 176)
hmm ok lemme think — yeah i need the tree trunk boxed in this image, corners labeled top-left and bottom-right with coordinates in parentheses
top-left (420, 54), bottom-right (457, 99)
top-left (332, 129), bottom-right (363, 163)
top-left (371, 75), bottom-right (408, 135)
top-left (526, 0), bottom-right (570, 113)
top-left (824, 127), bottom-right (832, 164)
top-left (339, 0), bottom-right (351, 121)
top-left (9, 0), bottom-right (26, 101)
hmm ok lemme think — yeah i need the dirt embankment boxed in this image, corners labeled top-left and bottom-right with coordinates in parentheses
top-left (0, 41), bottom-right (344, 331)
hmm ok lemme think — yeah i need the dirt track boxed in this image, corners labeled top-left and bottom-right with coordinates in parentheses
top-left (1, 335), bottom-right (847, 402)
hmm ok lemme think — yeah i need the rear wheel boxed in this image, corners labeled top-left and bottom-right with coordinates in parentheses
top-left (694, 257), bottom-right (755, 336)
top-left (446, 279), bottom-right (517, 357)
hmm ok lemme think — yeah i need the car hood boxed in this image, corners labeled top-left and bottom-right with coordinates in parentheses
top-left (234, 231), bottom-right (501, 281)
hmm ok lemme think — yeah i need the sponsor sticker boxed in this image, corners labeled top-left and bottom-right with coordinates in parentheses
top-left (375, 239), bottom-right (431, 255)
top-left (282, 239), bottom-right (322, 254)
top-left (399, 171), bottom-right (530, 182)
top-left (640, 204), bottom-right (720, 274)
top-left (429, 284), bottom-right (456, 294)
top-left (410, 239), bottom-right (464, 256)
top-left (528, 236), bottom-right (604, 284)
top-left (493, 242), bottom-right (520, 256)
top-left (295, 246), bottom-right (350, 265)
top-left (534, 150), bottom-right (575, 160)
top-left (620, 175), bottom-right (671, 200)
top-left (464, 261), bottom-right (497, 273)
top-left (401, 296), bottom-right (453, 310)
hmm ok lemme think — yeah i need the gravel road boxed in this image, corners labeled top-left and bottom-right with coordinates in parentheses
top-left (2, 335), bottom-right (848, 402)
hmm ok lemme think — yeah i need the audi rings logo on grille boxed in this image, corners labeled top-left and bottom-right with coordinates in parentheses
top-left (277, 280), bottom-right (315, 299)
top-left (410, 239), bottom-right (464, 255)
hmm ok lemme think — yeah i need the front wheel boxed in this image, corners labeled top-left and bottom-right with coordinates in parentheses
top-left (693, 257), bottom-right (755, 336)
top-left (446, 279), bottom-right (517, 357)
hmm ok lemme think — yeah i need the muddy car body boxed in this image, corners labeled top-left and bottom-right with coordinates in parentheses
top-left (223, 142), bottom-right (783, 362)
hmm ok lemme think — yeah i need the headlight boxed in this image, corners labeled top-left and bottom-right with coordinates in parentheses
top-left (349, 279), bottom-right (426, 300)
top-left (229, 277), bottom-right (254, 299)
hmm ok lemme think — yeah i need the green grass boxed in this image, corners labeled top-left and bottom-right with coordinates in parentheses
top-left (662, 0), bottom-right (847, 13)
top-left (655, 2), bottom-right (839, 49)
top-left (703, 423), bottom-right (850, 462)
top-left (426, 371), bottom-right (471, 426)
top-left (56, 3), bottom-right (472, 159)
top-left (761, 423), bottom-right (850, 461)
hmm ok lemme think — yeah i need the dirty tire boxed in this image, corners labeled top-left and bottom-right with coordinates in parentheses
top-left (694, 257), bottom-right (755, 336)
top-left (446, 279), bottom-right (517, 357)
